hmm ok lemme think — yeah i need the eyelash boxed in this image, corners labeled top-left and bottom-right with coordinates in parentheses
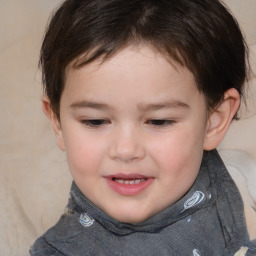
top-left (80, 119), bottom-right (175, 128)
top-left (80, 119), bottom-right (110, 127)
top-left (146, 119), bottom-right (175, 127)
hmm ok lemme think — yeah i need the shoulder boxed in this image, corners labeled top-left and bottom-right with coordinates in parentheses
top-left (30, 234), bottom-right (65, 256)
top-left (30, 212), bottom-right (80, 256)
top-left (30, 211), bottom-right (99, 256)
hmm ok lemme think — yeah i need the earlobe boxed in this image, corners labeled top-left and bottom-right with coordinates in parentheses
top-left (203, 88), bottom-right (240, 151)
top-left (42, 96), bottom-right (66, 151)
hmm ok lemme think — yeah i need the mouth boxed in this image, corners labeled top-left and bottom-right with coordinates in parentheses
top-left (105, 174), bottom-right (154, 196)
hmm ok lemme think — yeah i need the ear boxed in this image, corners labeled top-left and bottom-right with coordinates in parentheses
top-left (203, 88), bottom-right (240, 150)
top-left (42, 96), bottom-right (66, 151)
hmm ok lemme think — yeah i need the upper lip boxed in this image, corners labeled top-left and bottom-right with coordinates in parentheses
top-left (104, 173), bottom-right (151, 179)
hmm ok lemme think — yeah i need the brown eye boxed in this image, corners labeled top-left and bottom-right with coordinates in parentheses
top-left (81, 119), bottom-right (110, 127)
top-left (147, 119), bottom-right (174, 126)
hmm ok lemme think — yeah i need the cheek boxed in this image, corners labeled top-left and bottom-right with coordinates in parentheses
top-left (62, 129), bottom-right (106, 176)
top-left (152, 127), bottom-right (204, 175)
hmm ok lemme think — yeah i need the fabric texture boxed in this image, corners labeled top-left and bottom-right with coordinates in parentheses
top-left (30, 150), bottom-right (256, 256)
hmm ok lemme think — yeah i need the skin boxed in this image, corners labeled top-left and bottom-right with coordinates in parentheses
top-left (44, 46), bottom-right (240, 223)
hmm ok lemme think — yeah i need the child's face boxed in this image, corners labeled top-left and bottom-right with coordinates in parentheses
top-left (57, 46), bottom-right (210, 223)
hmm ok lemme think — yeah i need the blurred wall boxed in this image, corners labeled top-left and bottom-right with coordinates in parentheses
top-left (0, 1), bottom-right (71, 255)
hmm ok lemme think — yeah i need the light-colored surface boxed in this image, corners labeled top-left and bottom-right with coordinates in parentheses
top-left (219, 149), bottom-right (256, 239)
top-left (0, 1), bottom-right (71, 255)
top-left (0, 1), bottom-right (255, 255)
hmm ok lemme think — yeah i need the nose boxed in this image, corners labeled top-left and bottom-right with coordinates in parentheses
top-left (109, 126), bottom-right (146, 162)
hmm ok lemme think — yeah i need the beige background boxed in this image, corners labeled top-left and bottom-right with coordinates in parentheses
top-left (0, 1), bottom-right (255, 255)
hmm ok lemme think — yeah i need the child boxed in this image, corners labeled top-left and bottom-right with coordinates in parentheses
top-left (30, 0), bottom-right (256, 255)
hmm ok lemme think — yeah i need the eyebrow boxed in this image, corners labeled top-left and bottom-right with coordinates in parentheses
top-left (70, 101), bottom-right (111, 110)
top-left (137, 101), bottom-right (190, 112)
top-left (69, 100), bottom-right (190, 112)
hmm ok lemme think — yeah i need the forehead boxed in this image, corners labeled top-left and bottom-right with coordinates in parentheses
top-left (63, 45), bottom-right (201, 108)
top-left (67, 45), bottom-right (195, 86)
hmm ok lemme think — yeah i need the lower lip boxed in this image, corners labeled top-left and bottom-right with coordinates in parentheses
top-left (106, 178), bottom-right (154, 196)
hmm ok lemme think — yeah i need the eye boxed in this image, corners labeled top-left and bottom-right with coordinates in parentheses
top-left (81, 119), bottom-right (110, 127)
top-left (146, 119), bottom-right (175, 127)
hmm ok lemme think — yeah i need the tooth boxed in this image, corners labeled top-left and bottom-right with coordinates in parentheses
top-left (114, 178), bottom-right (147, 185)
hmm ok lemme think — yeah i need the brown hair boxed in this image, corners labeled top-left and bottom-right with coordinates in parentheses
top-left (40, 0), bottom-right (250, 119)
